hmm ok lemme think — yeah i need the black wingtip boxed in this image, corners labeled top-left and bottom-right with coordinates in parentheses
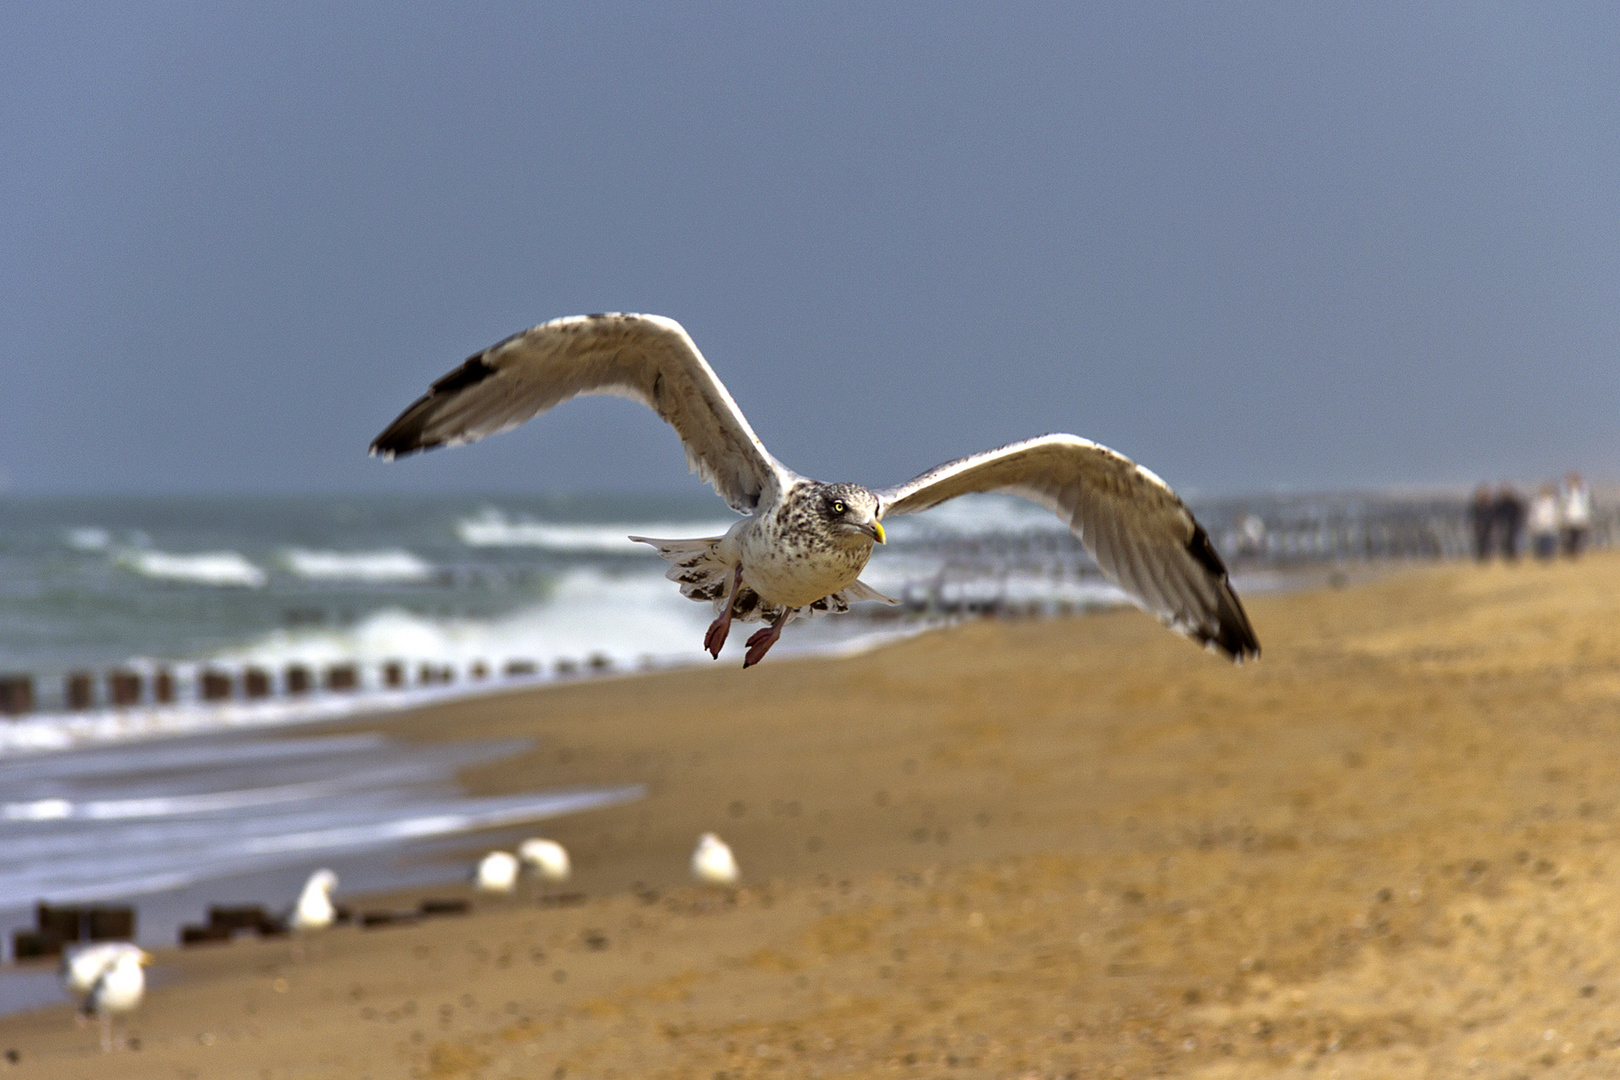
top-left (1203, 611), bottom-right (1262, 664)
top-left (369, 350), bottom-right (501, 460)
top-left (430, 354), bottom-right (498, 395)
top-left (1186, 522), bottom-right (1261, 663)
top-left (368, 395), bottom-right (442, 460)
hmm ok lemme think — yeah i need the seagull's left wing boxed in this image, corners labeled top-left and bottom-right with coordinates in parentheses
top-left (874, 435), bottom-right (1259, 661)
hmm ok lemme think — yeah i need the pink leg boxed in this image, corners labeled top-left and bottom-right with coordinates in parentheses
top-left (703, 566), bottom-right (744, 659)
top-left (743, 608), bottom-right (795, 668)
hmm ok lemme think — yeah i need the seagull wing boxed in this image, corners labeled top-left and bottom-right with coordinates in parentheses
top-left (370, 313), bottom-right (792, 513)
top-left (874, 434), bottom-right (1259, 661)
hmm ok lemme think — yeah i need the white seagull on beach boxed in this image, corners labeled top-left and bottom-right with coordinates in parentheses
top-left (371, 313), bottom-right (1259, 666)
top-left (474, 850), bottom-right (520, 894)
top-left (517, 838), bottom-right (571, 883)
top-left (288, 868), bottom-right (339, 931)
top-left (79, 946), bottom-right (151, 1052)
top-left (691, 832), bottom-right (740, 886)
top-left (61, 942), bottom-right (145, 1011)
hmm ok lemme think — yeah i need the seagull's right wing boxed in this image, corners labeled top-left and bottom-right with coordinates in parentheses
top-left (875, 435), bottom-right (1259, 661)
top-left (370, 313), bottom-right (792, 513)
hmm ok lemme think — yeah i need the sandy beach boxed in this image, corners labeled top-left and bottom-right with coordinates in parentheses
top-left (4, 554), bottom-right (1620, 1078)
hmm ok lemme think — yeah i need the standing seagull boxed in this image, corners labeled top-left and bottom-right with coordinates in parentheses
top-left (474, 850), bottom-right (520, 894)
top-left (82, 947), bottom-right (151, 1052)
top-left (371, 314), bottom-right (1258, 665)
top-left (288, 868), bottom-right (339, 931)
top-left (517, 838), bottom-right (571, 884)
top-left (691, 833), bottom-right (740, 886)
top-left (61, 942), bottom-right (145, 1028)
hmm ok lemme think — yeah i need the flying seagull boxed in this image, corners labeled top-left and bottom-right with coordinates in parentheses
top-left (371, 313), bottom-right (1258, 666)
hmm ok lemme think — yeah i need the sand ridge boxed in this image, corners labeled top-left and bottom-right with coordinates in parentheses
top-left (4, 554), bottom-right (1620, 1077)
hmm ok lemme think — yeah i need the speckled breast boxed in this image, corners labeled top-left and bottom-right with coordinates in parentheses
top-left (738, 524), bottom-right (871, 609)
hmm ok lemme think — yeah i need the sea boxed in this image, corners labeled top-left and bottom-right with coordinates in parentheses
top-left (0, 486), bottom-right (1533, 1010)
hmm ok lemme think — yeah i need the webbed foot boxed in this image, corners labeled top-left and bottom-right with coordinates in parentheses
top-left (704, 565), bottom-right (745, 659)
top-left (743, 611), bottom-right (792, 668)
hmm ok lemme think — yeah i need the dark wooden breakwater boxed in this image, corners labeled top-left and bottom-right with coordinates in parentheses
top-left (11, 902), bottom-right (136, 960)
top-left (0, 655), bottom-right (617, 718)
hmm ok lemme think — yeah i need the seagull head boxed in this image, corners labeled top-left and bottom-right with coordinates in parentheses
top-left (819, 484), bottom-right (885, 546)
top-left (306, 868), bottom-right (339, 895)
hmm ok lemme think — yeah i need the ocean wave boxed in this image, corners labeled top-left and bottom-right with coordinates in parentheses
top-left (281, 547), bottom-right (434, 583)
top-left (240, 786), bottom-right (643, 856)
top-left (1, 780), bottom-right (336, 822)
top-left (116, 549), bottom-right (267, 588)
top-left (456, 508), bottom-right (736, 552)
top-left (217, 567), bottom-right (710, 671)
top-left (0, 784), bottom-right (645, 907)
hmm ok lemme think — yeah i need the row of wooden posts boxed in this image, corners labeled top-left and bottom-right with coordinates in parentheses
top-left (10, 897), bottom-right (488, 962)
top-left (0, 657), bottom-right (565, 717)
top-left (11, 902), bottom-right (136, 961)
top-left (0, 597), bottom-right (1099, 718)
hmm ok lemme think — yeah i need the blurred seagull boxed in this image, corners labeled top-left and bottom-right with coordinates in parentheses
top-left (288, 868), bottom-right (339, 931)
top-left (61, 942), bottom-right (144, 1025)
top-left (81, 947), bottom-right (151, 1052)
top-left (517, 838), bottom-right (571, 883)
top-left (474, 851), bottom-right (520, 894)
top-left (691, 832), bottom-right (740, 886)
top-left (372, 313), bottom-right (1259, 666)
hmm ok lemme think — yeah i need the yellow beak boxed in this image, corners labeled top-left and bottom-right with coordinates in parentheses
top-left (871, 520), bottom-right (886, 545)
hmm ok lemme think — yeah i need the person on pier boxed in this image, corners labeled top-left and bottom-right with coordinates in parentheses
top-left (1492, 484), bottom-right (1526, 561)
top-left (1561, 472), bottom-right (1592, 557)
top-left (1469, 484), bottom-right (1495, 561)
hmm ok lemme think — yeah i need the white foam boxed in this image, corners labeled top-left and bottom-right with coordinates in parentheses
top-left (15, 780), bottom-right (339, 822)
top-left (281, 548), bottom-right (433, 583)
top-left (5, 786), bottom-right (646, 907)
top-left (117, 549), bottom-right (267, 588)
top-left (218, 567), bottom-right (710, 671)
top-left (241, 787), bottom-right (642, 856)
top-left (0, 691), bottom-right (419, 755)
top-left (3, 798), bottom-right (72, 822)
top-left (456, 508), bottom-right (735, 552)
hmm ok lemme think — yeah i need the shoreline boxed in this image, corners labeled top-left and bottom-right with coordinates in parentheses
top-left (5, 555), bottom-right (1618, 1076)
top-left (0, 561), bottom-right (1344, 758)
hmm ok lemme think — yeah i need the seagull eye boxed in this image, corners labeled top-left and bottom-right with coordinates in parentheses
top-left (832, 500), bottom-right (845, 514)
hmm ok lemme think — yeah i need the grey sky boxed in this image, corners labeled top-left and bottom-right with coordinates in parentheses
top-left (3, 3), bottom-right (1616, 497)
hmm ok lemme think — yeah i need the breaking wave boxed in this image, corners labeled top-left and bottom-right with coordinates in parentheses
top-left (117, 550), bottom-right (267, 588)
top-left (281, 548), bottom-right (434, 583)
top-left (455, 508), bottom-right (735, 552)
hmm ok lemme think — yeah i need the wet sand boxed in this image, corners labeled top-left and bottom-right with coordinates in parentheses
top-left (4, 554), bottom-right (1620, 1078)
